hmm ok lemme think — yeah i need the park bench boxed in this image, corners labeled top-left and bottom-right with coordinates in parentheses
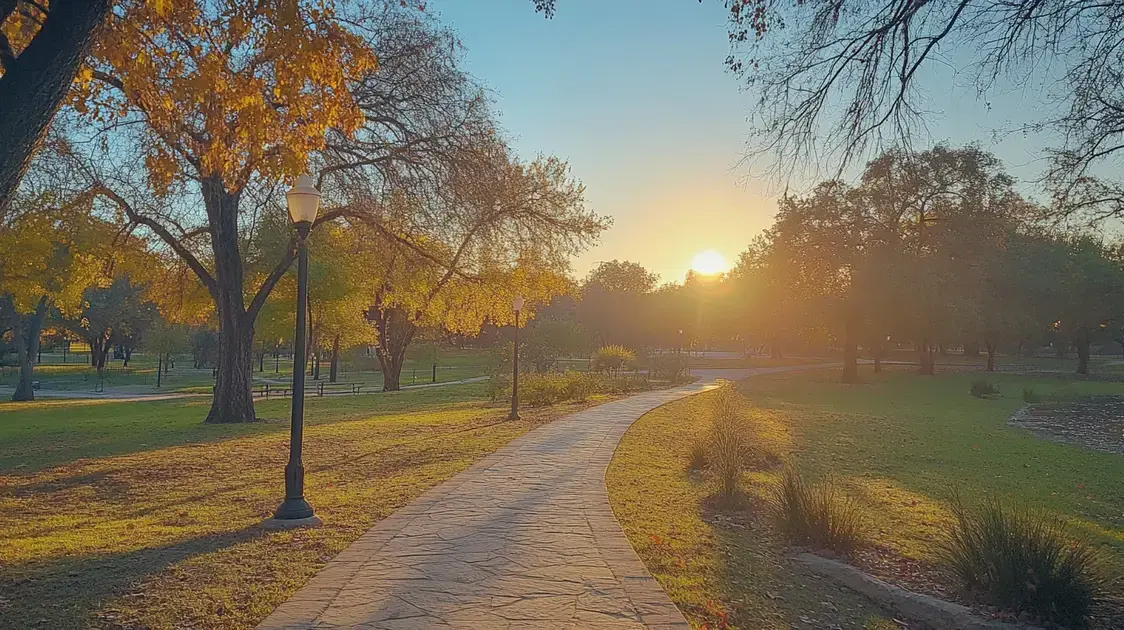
top-left (259, 382), bottom-right (363, 398)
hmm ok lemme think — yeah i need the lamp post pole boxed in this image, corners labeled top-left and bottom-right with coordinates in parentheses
top-left (509, 296), bottom-right (524, 420)
top-left (269, 174), bottom-right (321, 526)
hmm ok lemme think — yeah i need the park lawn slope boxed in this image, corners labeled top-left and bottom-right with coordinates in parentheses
top-left (608, 368), bottom-right (1124, 629)
top-left (0, 383), bottom-right (597, 629)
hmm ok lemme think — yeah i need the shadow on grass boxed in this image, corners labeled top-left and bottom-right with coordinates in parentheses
top-left (0, 383), bottom-right (490, 473)
top-left (1, 525), bottom-right (266, 629)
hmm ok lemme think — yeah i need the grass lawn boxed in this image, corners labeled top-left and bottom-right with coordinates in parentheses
top-left (0, 347), bottom-right (493, 394)
top-left (0, 382), bottom-right (600, 629)
top-left (607, 367), bottom-right (1124, 629)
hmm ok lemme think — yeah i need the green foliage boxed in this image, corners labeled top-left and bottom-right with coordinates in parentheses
top-left (649, 352), bottom-right (690, 382)
top-left (1022, 387), bottom-right (1040, 403)
top-left (520, 371), bottom-right (596, 406)
top-left (522, 316), bottom-right (589, 372)
top-left (771, 467), bottom-right (864, 553)
top-left (970, 379), bottom-right (1001, 399)
top-left (591, 344), bottom-right (636, 375)
top-left (487, 343), bottom-right (513, 403)
top-left (942, 497), bottom-right (1109, 626)
top-left (518, 371), bottom-right (649, 407)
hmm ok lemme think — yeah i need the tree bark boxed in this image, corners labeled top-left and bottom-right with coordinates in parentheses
top-left (10, 296), bottom-right (49, 401)
top-left (873, 356), bottom-right (882, 373)
top-left (373, 306), bottom-right (417, 391)
top-left (122, 346), bottom-right (132, 368)
top-left (842, 318), bottom-right (858, 384)
top-left (329, 334), bottom-right (340, 383)
top-left (985, 340), bottom-right (996, 372)
top-left (202, 178), bottom-right (256, 424)
top-left (1075, 328), bottom-right (1091, 376)
top-left (0, 0), bottom-right (112, 212)
top-left (156, 354), bottom-right (163, 388)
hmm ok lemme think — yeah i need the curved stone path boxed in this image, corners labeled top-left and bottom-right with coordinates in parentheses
top-left (259, 368), bottom-right (799, 630)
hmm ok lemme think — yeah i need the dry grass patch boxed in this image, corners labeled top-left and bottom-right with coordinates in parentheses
top-left (0, 384), bottom-right (604, 629)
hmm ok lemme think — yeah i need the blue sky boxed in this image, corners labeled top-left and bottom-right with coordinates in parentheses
top-left (430, 0), bottom-right (1054, 283)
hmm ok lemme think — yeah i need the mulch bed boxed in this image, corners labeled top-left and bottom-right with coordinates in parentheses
top-left (1010, 395), bottom-right (1124, 456)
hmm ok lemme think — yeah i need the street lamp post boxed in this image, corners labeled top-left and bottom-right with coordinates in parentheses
top-left (509, 295), bottom-right (524, 420)
top-left (269, 174), bottom-right (321, 526)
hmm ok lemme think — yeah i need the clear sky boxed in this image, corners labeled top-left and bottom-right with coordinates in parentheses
top-left (429, 0), bottom-right (1053, 284)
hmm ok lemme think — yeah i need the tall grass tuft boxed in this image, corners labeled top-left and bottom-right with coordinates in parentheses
top-left (941, 497), bottom-right (1109, 626)
top-left (771, 467), bottom-right (864, 553)
top-left (687, 437), bottom-right (708, 471)
top-left (970, 379), bottom-right (1000, 399)
top-left (707, 386), bottom-right (750, 502)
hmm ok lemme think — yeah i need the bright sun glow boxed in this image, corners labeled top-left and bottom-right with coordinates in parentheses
top-left (690, 249), bottom-right (728, 275)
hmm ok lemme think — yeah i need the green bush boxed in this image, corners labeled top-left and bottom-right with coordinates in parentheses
top-left (771, 467), bottom-right (864, 553)
top-left (941, 497), bottom-right (1108, 626)
top-left (970, 379), bottom-right (1000, 399)
top-left (519, 371), bottom-right (641, 407)
top-left (600, 374), bottom-right (650, 394)
top-left (591, 344), bottom-right (637, 375)
top-left (650, 352), bottom-right (690, 382)
top-left (1022, 387), bottom-right (1041, 403)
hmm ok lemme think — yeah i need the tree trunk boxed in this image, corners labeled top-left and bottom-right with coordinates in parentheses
top-left (985, 340), bottom-right (996, 372)
top-left (964, 339), bottom-right (979, 357)
top-left (842, 318), bottom-right (858, 384)
top-left (123, 346), bottom-right (132, 368)
top-left (329, 334), bottom-right (340, 383)
top-left (156, 354), bottom-right (163, 388)
top-left (873, 356), bottom-right (882, 373)
top-left (259, 348), bottom-right (265, 372)
top-left (10, 296), bottom-right (49, 401)
top-left (202, 178), bottom-right (256, 424)
top-left (373, 306), bottom-right (417, 392)
top-left (1075, 329), bottom-right (1091, 376)
top-left (0, 0), bottom-right (112, 212)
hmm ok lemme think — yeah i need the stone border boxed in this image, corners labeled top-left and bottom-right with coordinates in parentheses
top-left (793, 553), bottom-right (1041, 630)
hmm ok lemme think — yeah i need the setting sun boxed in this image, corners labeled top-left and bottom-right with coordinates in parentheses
top-left (690, 249), bottom-right (728, 275)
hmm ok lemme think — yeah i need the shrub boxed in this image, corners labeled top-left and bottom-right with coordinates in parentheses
top-left (1022, 387), bottom-right (1041, 403)
top-left (650, 352), bottom-right (690, 382)
top-left (600, 374), bottom-right (650, 394)
top-left (591, 344), bottom-right (637, 375)
top-left (941, 497), bottom-right (1108, 626)
top-left (771, 467), bottom-right (864, 553)
top-left (707, 386), bottom-right (751, 502)
top-left (687, 438), bottom-right (708, 471)
top-left (970, 379), bottom-right (1000, 399)
top-left (519, 371), bottom-right (637, 407)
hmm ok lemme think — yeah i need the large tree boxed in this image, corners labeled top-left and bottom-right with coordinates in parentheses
top-left (72, 1), bottom-right (528, 421)
top-left (357, 148), bottom-right (606, 391)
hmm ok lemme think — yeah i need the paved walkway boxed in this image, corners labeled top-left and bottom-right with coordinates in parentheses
top-left (259, 367), bottom-right (806, 630)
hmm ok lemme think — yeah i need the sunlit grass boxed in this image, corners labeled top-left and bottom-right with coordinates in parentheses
top-left (608, 367), bottom-right (1124, 628)
top-left (0, 384), bottom-right (602, 629)
top-left (607, 391), bottom-right (893, 629)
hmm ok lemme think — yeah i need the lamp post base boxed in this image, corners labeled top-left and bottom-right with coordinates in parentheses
top-left (262, 513), bottom-right (322, 530)
top-left (272, 494), bottom-right (315, 519)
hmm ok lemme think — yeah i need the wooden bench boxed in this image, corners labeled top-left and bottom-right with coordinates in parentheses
top-left (259, 382), bottom-right (363, 398)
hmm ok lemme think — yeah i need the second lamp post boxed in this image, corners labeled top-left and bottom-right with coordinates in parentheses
top-left (509, 295), bottom-right (524, 420)
top-left (271, 174), bottom-right (321, 524)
